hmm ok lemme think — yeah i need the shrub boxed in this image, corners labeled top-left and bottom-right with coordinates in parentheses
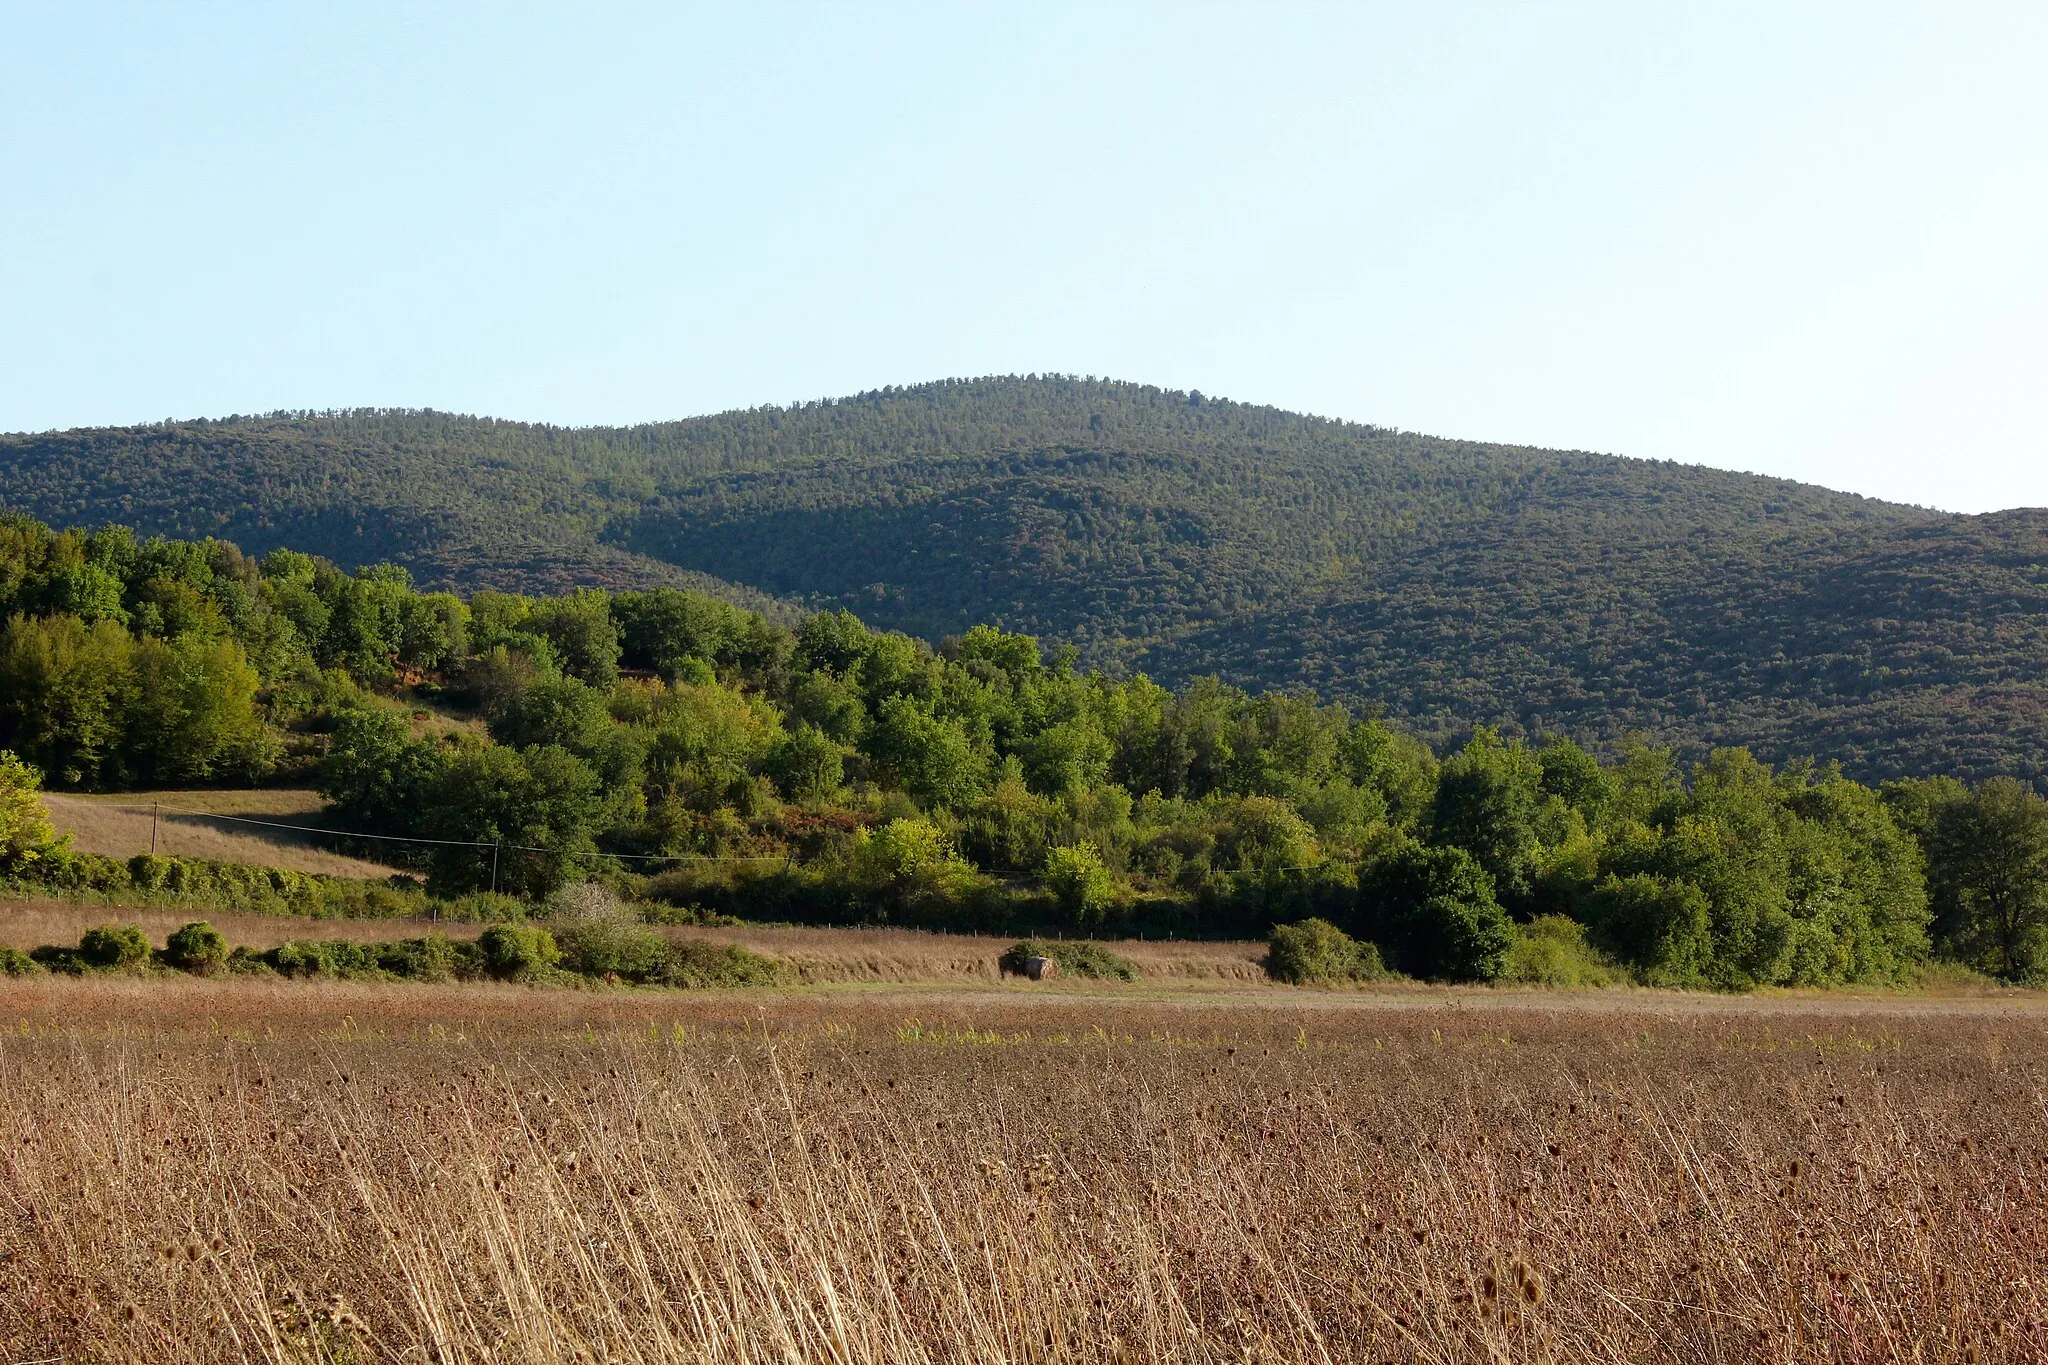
top-left (1265, 918), bottom-right (1385, 985)
top-left (1503, 915), bottom-right (1620, 988)
top-left (0, 945), bottom-right (41, 976)
top-left (163, 921), bottom-right (230, 974)
top-left (372, 934), bottom-right (470, 982)
top-left (268, 939), bottom-right (380, 978)
top-left (438, 891), bottom-right (529, 923)
top-left (126, 854), bottom-right (173, 893)
top-left (477, 924), bottom-right (561, 980)
top-left (557, 919), bottom-right (666, 979)
top-left (257, 935), bottom-right (471, 981)
top-left (77, 923), bottom-right (152, 971)
top-left (549, 882), bottom-right (666, 979)
top-left (1000, 939), bottom-right (1140, 982)
top-left (653, 939), bottom-right (787, 989)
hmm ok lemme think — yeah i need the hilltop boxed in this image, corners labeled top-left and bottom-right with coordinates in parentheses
top-left (5, 376), bottom-right (2045, 778)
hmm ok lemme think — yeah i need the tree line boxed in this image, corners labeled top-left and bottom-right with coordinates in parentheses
top-left (2, 510), bottom-right (2045, 985)
top-left (6, 375), bottom-right (2047, 784)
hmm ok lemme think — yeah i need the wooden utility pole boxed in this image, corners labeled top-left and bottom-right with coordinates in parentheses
top-left (150, 802), bottom-right (159, 856)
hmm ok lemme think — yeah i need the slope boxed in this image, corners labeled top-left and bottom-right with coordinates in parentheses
top-left (4, 377), bottom-right (2044, 779)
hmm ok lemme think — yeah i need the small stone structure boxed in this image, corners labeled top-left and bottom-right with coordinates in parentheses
top-left (1023, 955), bottom-right (1058, 981)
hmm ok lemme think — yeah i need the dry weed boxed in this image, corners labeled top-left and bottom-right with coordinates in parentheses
top-left (0, 980), bottom-right (2043, 1362)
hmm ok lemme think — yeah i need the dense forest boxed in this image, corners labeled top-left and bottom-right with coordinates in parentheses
top-left (3, 512), bottom-right (2046, 987)
top-left (5, 377), bottom-right (2047, 781)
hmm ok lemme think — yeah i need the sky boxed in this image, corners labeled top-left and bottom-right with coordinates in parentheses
top-left (2, 3), bottom-right (2044, 512)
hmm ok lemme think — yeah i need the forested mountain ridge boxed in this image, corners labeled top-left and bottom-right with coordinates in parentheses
top-left (5, 376), bottom-right (2044, 780)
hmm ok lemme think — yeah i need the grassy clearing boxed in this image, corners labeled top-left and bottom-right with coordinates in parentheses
top-left (1, 980), bottom-right (2045, 1361)
top-left (42, 789), bottom-right (403, 880)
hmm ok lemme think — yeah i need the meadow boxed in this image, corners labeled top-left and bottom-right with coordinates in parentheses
top-left (38, 790), bottom-right (402, 881)
top-left (2, 975), bottom-right (2043, 1363)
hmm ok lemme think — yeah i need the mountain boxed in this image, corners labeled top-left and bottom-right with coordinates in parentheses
top-left (4, 376), bottom-right (2045, 779)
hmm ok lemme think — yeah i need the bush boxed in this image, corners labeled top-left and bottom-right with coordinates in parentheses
top-left (371, 934), bottom-right (470, 982)
top-left (163, 920), bottom-right (230, 974)
top-left (438, 891), bottom-right (529, 923)
top-left (77, 922), bottom-right (152, 971)
top-left (1000, 939), bottom-right (1140, 982)
top-left (477, 924), bottom-right (561, 980)
top-left (1265, 918), bottom-right (1385, 985)
top-left (268, 939), bottom-right (379, 978)
top-left (1502, 915), bottom-right (1620, 988)
top-left (653, 939), bottom-right (787, 989)
top-left (0, 945), bottom-right (41, 977)
top-left (548, 882), bottom-right (666, 978)
top-left (263, 934), bottom-right (474, 981)
top-left (557, 919), bottom-right (666, 979)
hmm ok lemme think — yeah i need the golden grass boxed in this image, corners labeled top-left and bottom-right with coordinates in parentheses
top-left (2, 979), bottom-right (2045, 1362)
top-left (42, 790), bottom-right (403, 880)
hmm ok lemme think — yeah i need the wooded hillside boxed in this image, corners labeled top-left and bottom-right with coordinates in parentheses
top-left (5, 376), bottom-right (2044, 780)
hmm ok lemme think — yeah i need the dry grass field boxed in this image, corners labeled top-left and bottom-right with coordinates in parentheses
top-left (2, 975), bottom-right (2044, 1363)
top-left (41, 790), bottom-right (404, 880)
top-left (0, 901), bottom-right (1268, 986)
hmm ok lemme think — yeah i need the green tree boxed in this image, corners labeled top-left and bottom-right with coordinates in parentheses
top-left (0, 749), bottom-right (60, 871)
top-left (852, 817), bottom-right (977, 908)
top-left (795, 608), bottom-right (873, 675)
top-left (1537, 736), bottom-right (1614, 824)
top-left (320, 565), bottom-right (410, 672)
top-left (52, 562), bottom-right (128, 624)
top-left (1042, 841), bottom-right (1118, 925)
top-left (1356, 839), bottom-right (1512, 982)
top-left (1210, 795), bottom-right (1316, 873)
top-left (867, 696), bottom-right (987, 809)
top-left (425, 745), bottom-right (604, 897)
top-left (0, 614), bottom-right (137, 787)
top-left (764, 723), bottom-right (844, 802)
top-left (528, 589), bottom-right (622, 687)
top-left (318, 707), bottom-right (451, 836)
top-left (1927, 778), bottom-right (2048, 980)
top-left (1020, 717), bottom-right (1113, 797)
top-left (1431, 728), bottom-right (1543, 906)
top-left (398, 592), bottom-right (468, 670)
top-left (126, 635), bottom-right (276, 784)
top-left (1582, 873), bottom-right (1713, 984)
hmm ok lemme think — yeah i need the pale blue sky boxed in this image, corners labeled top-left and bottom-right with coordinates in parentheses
top-left (3, 3), bottom-right (2044, 511)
